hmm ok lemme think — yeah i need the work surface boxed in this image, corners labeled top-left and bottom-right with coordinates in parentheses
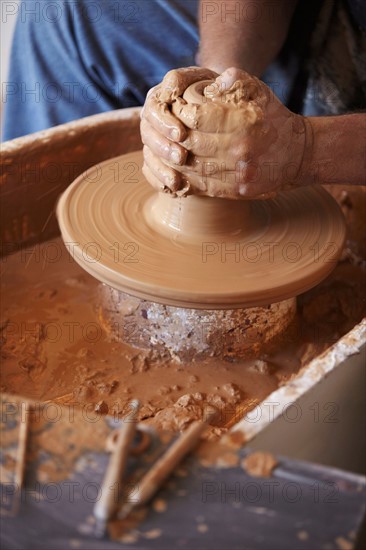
top-left (1, 395), bottom-right (366, 550)
top-left (1, 110), bottom-right (366, 550)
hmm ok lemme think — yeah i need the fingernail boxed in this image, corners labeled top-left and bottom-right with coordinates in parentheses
top-left (171, 128), bottom-right (180, 141)
top-left (168, 175), bottom-right (181, 192)
top-left (171, 149), bottom-right (181, 164)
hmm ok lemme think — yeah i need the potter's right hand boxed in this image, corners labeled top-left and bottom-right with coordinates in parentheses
top-left (141, 67), bottom-right (218, 193)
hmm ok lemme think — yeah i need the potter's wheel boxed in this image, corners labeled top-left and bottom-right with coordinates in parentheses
top-left (57, 148), bottom-right (345, 309)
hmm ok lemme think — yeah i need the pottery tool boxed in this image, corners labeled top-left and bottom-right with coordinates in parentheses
top-left (94, 399), bottom-right (139, 533)
top-left (106, 426), bottom-right (152, 456)
top-left (15, 402), bottom-right (31, 490)
top-left (8, 402), bottom-right (32, 516)
top-left (120, 416), bottom-right (211, 519)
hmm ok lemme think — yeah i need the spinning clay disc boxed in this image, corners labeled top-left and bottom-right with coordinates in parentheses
top-left (57, 150), bottom-right (346, 309)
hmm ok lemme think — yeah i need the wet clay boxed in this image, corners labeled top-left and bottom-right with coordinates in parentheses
top-left (241, 451), bottom-right (278, 478)
top-left (152, 78), bottom-right (303, 200)
top-left (164, 79), bottom-right (268, 197)
top-left (1, 239), bottom-right (365, 438)
top-left (56, 149), bottom-right (345, 309)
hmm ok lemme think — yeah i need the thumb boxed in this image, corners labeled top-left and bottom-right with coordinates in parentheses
top-left (215, 67), bottom-right (255, 89)
top-left (159, 66), bottom-right (218, 103)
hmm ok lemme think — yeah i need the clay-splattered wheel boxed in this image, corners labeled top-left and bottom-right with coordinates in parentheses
top-left (57, 150), bottom-right (345, 309)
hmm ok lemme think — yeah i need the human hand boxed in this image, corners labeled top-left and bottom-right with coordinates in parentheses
top-left (140, 66), bottom-right (218, 194)
top-left (142, 67), bottom-right (310, 199)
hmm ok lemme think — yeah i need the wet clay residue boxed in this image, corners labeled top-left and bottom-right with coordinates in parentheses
top-left (167, 79), bottom-right (266, 198)
top-left (241, 451), bottom-right (278, 478)
top-left (1, 239), bottom-right (365, 438)
top-left (0, 397), bottom-right (111, 485)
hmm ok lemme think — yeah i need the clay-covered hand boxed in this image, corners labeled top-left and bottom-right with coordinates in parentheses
top-left (140, 66), bottom-right (218, 193)
top-left (142, 67), bottom-right (310, 199)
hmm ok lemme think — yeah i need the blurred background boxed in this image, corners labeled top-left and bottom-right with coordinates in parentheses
top-left (1, 0), bottom-right (19, 139)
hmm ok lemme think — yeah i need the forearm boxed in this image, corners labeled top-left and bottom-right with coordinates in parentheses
top-left (198, 0), bottom-right (297, 75)
top-left (302, 115), bottom-right (366, 187)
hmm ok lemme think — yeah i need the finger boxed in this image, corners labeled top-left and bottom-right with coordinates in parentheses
top-left (159, 66), bottom-right (219, 102)
top-left (235, 161), bottom-right (279, 199)
top-left (140, 84), bottom-right (159, 119)
top-left (142, 163), bottom-right (189, 196)
top-left (215, 68), bottom-right (269, 105)
top-left (140, 118), bottom-right (188, 165)
top-left (215, 67), bottom-right (255, 89)
top-left (143, 89), bottom-right (188, 141)
top-left (143, 146), bottom-right (182, 193)
top-left (181, 129), bottom-right (219, 157)
top-left (142, 163), bottom-right (166, 193)
top-left (163, 156), bottom-right (223, 179)
top-left (236, 181), bottom-right (278, 200)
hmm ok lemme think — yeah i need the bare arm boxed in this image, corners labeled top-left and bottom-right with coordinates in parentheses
top-left (303, 115), bottom-right (366, 187)
top-left (198, 0), bottom-right (298, 75)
